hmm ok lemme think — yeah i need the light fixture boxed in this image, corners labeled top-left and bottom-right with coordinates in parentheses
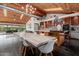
top-left (74, 16), bottom-right (78, 20)
top-left (13, 18), bottom-right (16, 21)
top-left (3, 4), bottom-right (8, 17)
top-left (29, 8), bottom-right (32, 12)
top-left (31, 7), bottom-right (34, 10)
top-left (25, 4), bottom-right (36, 14)
top-left (29, 5), bottom-right (33, 9)
top-left (21, 6), bottom-right (24, 9)
top-left (20, 14), bottom-right (24, 20)
top-left (44, 7), bottom-right (63, 11)
top-left (3, 8), bottom-right (8, 17)
top-left (34, 8), bottom-right (36, 11)
top-left (26, 4), bottom-right (30, 8)
top-left (26, 8), bottom-right (28, 13)
top-left (32, 11), bottom-right (35, 14)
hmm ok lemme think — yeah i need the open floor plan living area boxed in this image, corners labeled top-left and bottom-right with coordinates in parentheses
top-left (0, 3), bottom-right (79, 56)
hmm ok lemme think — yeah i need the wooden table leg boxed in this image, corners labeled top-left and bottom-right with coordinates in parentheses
top-left (24, 47), bottom-right (27, 56)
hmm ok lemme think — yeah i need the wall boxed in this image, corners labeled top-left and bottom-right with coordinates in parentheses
top-left (46, 14), bottom-right (67, 19)
top-left (46, 14), bottom-right (79, 25)
top-left (26, 17), bottom-right (39, 32)
top-left (26, 13), bottom-right (79, 32)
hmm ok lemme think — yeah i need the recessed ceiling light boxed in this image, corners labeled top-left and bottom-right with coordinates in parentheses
top-left (44, 7), bottom-right (63, 11)
top-left (21, 6), bottom-right (24, 9)
top-left (3, 9), bottom-right (8, 17)
top-left (13, 19), bottom-right (16, 21)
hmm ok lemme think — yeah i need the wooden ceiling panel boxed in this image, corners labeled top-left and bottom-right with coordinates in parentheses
top-left (0, 3), bottom-right (79, 24)
top-left (5, 3), bottom-right (22, 11)
top-left (31, 3), bottom-right (79, 14)
top-left (0, 9), bottom-right (3, 16)
top-left (0, 16), bottom-right (30, 24)
top-left (31, 3), bottom-right (57, 9)
top-left (0, 3), bottom-right (32, 24)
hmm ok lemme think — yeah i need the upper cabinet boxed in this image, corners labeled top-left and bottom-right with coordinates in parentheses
top-left (64, 16), bottom-right (79, 25)
top-left (40, 20), bottom-right (53, 29)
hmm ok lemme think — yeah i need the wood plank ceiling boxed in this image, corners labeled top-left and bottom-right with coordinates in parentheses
top-left (31, 3), bottom-right (79, 14)
top-left (0, 3), bottom-right (30, 24)
top-left (0, 3), bottom-right (46, 24)
top-left (0, 3), bottom-right (79, 24)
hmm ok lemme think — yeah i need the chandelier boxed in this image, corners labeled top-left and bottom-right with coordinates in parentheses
top-left (25, 4), bottom-right (37, 14)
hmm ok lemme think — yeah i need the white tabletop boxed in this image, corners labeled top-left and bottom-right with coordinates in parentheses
top-left (15, 32), bottom-right (56, 47)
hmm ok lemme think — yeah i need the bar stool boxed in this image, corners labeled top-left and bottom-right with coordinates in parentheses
top-left (38, 40), bottom-right (55, 56)
top-left (22, 40), bottom-right (34, 56)
top-left (22, 40), bottom-right (29, 56)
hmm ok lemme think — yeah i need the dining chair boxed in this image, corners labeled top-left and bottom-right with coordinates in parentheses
top-left (38, 40), bottom-right (55, 56)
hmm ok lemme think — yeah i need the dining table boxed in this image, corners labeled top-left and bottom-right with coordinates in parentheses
top-left (14, 32), bottom-right (58, 55)
top-left (14, 32), bottom-right (57, 47)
